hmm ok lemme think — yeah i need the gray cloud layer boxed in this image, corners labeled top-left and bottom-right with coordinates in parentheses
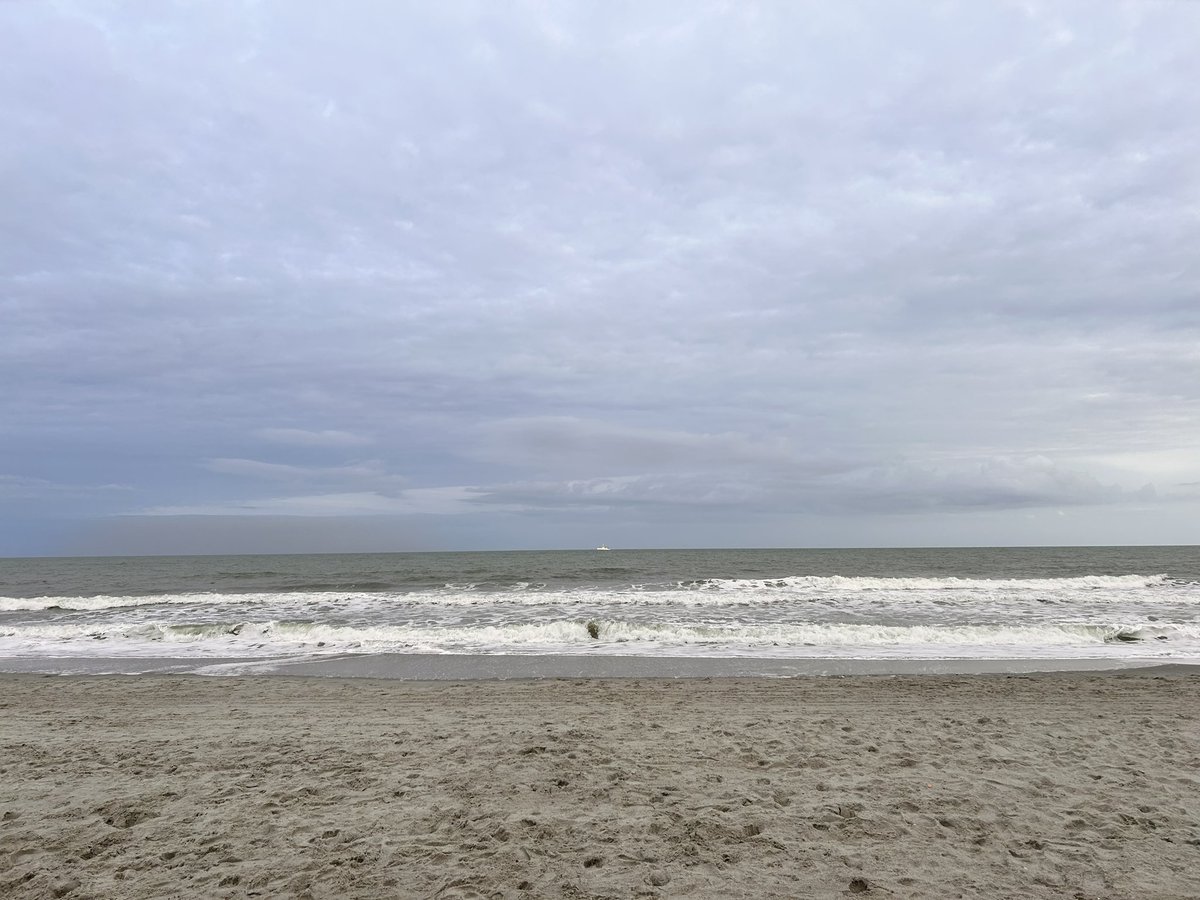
top-left (2, 1), bottom-right (1198, 554)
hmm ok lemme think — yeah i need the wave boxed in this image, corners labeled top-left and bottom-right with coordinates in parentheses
top-left (3, 618), bottom-right (1198, 656)
top-left (0, 592), bottom-right (288, 613)
top-left (0, 573), bottom-right (1183, 613)
top-left (679, 574), bottom-right (1176, 592)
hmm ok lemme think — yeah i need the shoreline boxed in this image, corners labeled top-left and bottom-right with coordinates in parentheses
top-left (0, 651), bottom-right (1196, 679)
top-left (1, 671), bottom-right (1196, 898)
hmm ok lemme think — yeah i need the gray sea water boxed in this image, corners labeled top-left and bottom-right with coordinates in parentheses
top-left (1, 546), bottom-right (1198, 676)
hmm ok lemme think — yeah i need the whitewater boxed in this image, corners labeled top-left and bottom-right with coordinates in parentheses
top-left (2, 547), bottom-right (1198, 671)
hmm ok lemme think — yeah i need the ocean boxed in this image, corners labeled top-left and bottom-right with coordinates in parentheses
top-left (1, 546), bottom-right (1198, 676)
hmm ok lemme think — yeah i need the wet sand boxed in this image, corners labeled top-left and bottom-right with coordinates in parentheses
top-left (0, 652), bottom-right (1183, 678)
top-left (1, 672), bottom-right (1197, 898)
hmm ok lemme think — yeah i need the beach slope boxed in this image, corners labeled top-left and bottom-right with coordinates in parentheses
top-left (1, 672), bottom-right (1197, 898)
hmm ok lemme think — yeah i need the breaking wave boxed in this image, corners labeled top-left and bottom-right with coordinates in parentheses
top-left (3, 618), bottom-right (1198, 659)
top-left (678, 574), bottom-right (1176, 591)
top-left (0, 573), bottom-right (1181, 613)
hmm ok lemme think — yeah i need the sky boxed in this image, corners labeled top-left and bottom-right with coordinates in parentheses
top-left (2, 1), bottom-right (1199, 556)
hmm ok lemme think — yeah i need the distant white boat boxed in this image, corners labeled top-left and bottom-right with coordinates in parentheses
top-left (595, 545), bottom-right (611, 551)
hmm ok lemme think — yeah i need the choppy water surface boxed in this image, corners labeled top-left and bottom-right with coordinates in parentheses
top-left (1, 547), bottom-right (1198, 667)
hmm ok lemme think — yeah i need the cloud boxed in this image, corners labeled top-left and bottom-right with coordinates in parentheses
top-left (476, 417), bottom-right (849, 475)
top-left (0, 475), bottom-right (133, 500)
top-left (474, 453), bottom-right (1156, 518)
top-left (139, 487), bottom-right (482, 518)
top-left (2, 1), bottom-right (1199, 552)
top-left (821, 455), bottom-right (1154, 514)
top-left (202, 457), bottom-right (398, 483)
top-left (255, 429), bottom-right (374, 448)
top-left (65, 516), bottom-right (445, 556)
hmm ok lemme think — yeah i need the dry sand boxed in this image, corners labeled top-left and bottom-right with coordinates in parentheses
top-left (1, 672), bottom-right (1197, 899)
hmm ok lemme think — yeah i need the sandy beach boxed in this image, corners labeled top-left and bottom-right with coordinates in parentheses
top-left (1, 671), bottom-right (1197, 899)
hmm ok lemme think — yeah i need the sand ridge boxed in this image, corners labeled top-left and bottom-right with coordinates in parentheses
top-left (0, 673), bottom-right (1197, 898)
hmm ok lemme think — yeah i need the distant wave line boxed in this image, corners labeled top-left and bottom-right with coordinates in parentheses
top-left (0, 573), bottom-right (1182, 612)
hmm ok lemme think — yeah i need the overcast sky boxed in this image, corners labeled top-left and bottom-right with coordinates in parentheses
top-left (3, 1), bottom-right (1199, 556)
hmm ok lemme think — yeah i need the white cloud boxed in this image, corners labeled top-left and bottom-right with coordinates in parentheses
top-left (140, 487), bottom-right (483, 517)
top-left (202, 457), bottom-right (397, 482)
top-left (255, 429), bottom-right (374, 448)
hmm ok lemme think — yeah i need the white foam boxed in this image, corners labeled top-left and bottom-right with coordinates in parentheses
top-left (0, 590), bottom-right (370, 613)
top-left (3, 618), bottom-right (1198, 660)
top-left (3, 572), bottom-right (1196, 664)
top-left (683, 573), bottom-right (1175, 592)
top-left (0, 573), bottom-right (1185, 613)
